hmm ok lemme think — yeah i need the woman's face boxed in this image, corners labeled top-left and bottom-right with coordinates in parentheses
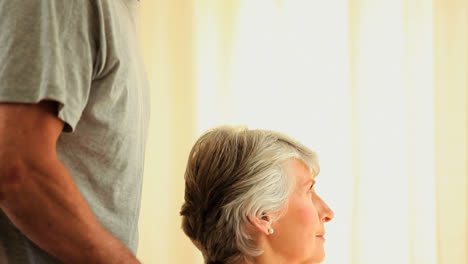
top-left (266, 159), bottom-right (334, 263)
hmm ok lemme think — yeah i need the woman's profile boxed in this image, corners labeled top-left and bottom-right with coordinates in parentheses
top-left (180, 126), bottom-right (334, 264)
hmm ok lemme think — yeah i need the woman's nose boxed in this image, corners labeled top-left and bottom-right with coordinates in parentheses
top-left (320, 200), bottom-right (335, 223)
top-left (322, 210), bottom-right (334, 223)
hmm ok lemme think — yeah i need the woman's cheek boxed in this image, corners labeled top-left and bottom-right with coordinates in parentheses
top-left (297, 197), bottom-right (319, 226)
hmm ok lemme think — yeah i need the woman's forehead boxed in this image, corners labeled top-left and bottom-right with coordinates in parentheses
top-left (287, 158), bottom-right (315, 185)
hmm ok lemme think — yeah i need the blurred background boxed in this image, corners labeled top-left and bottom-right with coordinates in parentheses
top-left (136, 0), bottom-right (467, 263)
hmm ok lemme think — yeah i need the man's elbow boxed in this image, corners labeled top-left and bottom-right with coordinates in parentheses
top-left (0, 156), bottom-right (28, 204)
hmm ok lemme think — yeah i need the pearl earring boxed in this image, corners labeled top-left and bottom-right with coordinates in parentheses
top-left (268, 228), bottom-right (274, 234)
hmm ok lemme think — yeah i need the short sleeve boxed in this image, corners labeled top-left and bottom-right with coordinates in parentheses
top-left (0, 0), bottom-right (96, 132)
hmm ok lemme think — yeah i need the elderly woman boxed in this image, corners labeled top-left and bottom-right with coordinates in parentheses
top-left (180, 126), bottom-right (334, 264)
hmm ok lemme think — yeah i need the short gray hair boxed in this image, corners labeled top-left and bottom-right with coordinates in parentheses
top-left (180, 126), bottom-right (319, 264)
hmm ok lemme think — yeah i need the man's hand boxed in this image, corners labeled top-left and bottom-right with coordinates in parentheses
top-left (0, 101), bottom-right (140, 264)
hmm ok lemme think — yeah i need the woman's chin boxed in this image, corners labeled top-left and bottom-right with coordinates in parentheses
top-left (310, 248), bottom-right (326, 263)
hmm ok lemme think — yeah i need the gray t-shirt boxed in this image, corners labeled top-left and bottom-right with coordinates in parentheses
top-left (0, 0), bottom-right (150, 263)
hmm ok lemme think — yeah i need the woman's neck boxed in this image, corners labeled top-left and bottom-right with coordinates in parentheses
top-left (252, 243), bottom-right (290, 264)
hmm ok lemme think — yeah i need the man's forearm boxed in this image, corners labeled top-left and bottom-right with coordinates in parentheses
top-left (0, 157), bottom-right (140, 264)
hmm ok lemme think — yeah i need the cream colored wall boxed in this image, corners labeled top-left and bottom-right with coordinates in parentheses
top-left (137, 1), bottom-right (170, 263)
top-left (434, 0), bottom-right (468, 263)
top-left (137, 1), bottom-right (201, 263)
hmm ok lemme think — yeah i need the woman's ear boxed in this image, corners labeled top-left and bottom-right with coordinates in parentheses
top-left (249, 214), bottom-right (273, 235)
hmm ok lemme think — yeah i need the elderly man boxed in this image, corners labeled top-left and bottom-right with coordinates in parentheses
top-left (0, 0), bottom-right (149, 263)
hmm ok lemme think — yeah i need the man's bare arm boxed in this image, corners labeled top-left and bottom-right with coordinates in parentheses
top-left (0, 101), bottom-right (140, 264)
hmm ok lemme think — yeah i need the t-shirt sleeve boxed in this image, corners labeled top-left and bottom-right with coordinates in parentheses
top-left (0, 0), bottom-right (96, 132)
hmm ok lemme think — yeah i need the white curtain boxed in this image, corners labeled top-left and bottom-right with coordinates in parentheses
top-left (137, 0), bottom-right (468, 263)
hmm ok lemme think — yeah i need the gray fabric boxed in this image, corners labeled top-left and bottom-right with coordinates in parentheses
top-left (0, 0), bottom-right (150, 263)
